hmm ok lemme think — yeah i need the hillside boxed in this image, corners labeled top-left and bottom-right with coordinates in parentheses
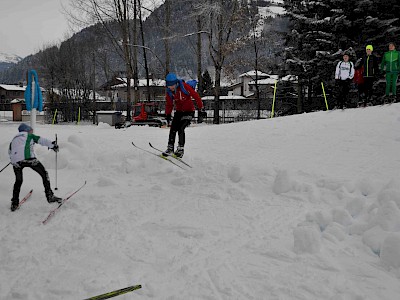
top-left (0, 0), bottom-right (287, 86)
top-left (1, 104), bottom-right (400, 299)
top-left (0, 52), bottom-right (22, 73)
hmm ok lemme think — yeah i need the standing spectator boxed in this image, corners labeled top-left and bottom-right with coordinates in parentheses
top-left (353, 58), bottom-right (365, 105)
top-left (162, 73), bottom-right (206, 158)
top-left (359, 45), bottom-right (379, 106)
top-left (8, 123), bottom-right (61, 211)
top-left (380, 42), bottom-right (399, 103)
top-left (335, 51), bottom-right (355, 109)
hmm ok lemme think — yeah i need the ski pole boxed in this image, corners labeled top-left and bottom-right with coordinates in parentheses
top-left (55, 134), bottom-right (58, 190)
top-left (321, 82), bottom-right (329, 111)
top-left (0, 162), bottom-right (10, 173)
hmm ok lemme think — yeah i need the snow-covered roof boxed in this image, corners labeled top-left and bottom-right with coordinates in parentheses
top-left (202, 95), bottom-right (247, 101)
top-left (248, 75), bottom-right (279, 85)
top-left (97, 111), bottom-right (122, 114)
top-left (281, 75), bottom-right (298, 82)
top-left (112, 78), bottom-right (165, 89)
top-left (227, 82), bottom-right (243, 89)
top-left (0, 84), bottom-right (26, 91)
top-left (10, 98), bottom-right (25, 103)
top-left (239, 70), bottom-right (270, 78)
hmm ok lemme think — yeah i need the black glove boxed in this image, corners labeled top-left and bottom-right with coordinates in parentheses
top-left (165, 114), bottom-right (171, 123)
top-left (198, 108), bottom-right (207, 124)
top-left (52, 141), bottom-right (59, 152)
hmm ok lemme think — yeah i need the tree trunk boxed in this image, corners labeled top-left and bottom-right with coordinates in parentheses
top-left (197, 16), bottom-right (203, 97)
top-left (138, 0), bottom-right (150, 101)
top-left (213, 66), bottom-right (222, 124)
top-left (297, 80), bottom-right (303, 113)
top-left (164, 0), bottom-right (171, 75)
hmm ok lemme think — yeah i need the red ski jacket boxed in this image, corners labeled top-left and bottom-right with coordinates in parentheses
top-left (165, 82), bottom-right (203, 115)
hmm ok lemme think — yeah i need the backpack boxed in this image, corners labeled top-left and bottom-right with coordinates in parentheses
top-left (353, 66), bottom-right (364, 85)
top-left (186, 79), bottom-right (197, 90)
top-left (166, 79), bottom-right (197, 98)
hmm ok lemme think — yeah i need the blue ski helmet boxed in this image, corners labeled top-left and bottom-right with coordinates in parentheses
top-left (166, 73), bottom-right (178, 87)
top-left (18, 123), bottom-right (33, 132)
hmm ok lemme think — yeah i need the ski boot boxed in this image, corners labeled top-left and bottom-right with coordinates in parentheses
top-left (174, 146), bottom-right (184, 158)
top-left (46, 190), bottom-right (62, 203)
top-left (162, 145), bottom-right (174, 157)
top-left (10, 199), bottom-right (19, 211)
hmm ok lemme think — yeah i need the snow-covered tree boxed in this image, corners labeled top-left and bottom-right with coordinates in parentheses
top-left (284, 0), bottom-right (399, 112)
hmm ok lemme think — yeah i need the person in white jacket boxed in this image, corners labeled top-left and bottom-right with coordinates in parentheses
top-left (335, 51), bottom-right (355, 109)
top-left (8, 123), bottom-right (61, 211)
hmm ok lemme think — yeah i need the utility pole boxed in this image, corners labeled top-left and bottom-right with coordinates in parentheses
top-left (93, 52), bottom-right (96, 124)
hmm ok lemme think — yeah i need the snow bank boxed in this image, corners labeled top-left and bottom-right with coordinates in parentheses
top-left (296, 177), bottom-right (400, 269)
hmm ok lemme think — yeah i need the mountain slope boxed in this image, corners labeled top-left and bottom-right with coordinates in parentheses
top-left (0, 52), bottom-right (22, 73)
top-left (0, 0), bottom-right (287, 85)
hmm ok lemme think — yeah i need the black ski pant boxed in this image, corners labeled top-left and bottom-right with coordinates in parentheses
top-left (362, 77), bottom-right (375, 105)
top-left (168, 111), bottom-right (194, 149)
top-left (12, 159), bottom-right (51, 201)
top-left (336, 79), bottom-right (351, 109)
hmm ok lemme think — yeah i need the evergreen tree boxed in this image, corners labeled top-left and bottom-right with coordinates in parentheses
top-left (201, 70), bottom-right (214, 96)
top-left (283, 0), bottom-right (400, 112)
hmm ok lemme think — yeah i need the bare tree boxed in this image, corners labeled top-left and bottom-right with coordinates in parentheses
top-left (66, 0), bottom-right (140, 120)
top-left (198, 0), bottom-right (240, 124)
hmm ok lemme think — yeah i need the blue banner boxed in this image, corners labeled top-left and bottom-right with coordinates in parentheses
top-left (24, 70), bottom-right (43, 112)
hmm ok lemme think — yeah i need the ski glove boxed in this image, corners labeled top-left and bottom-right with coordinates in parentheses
top-left (198, 108), bottom-right (207, 124)
top-left (165, 114), bottom-right (171, 123)
top-left (52, 141), bottom-right (59, 152)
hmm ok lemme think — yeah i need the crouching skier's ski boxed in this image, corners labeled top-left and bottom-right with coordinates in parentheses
top-left (132, 142), bottom-right (184, 169)
top-left (149, 142), bottom-right (192, 168)
top-left (42, 181), bottom-right (87, 225)
top-left (13, 189), bottom-right (33, 211)
top-left (83, 284), bottom-right (142, 300)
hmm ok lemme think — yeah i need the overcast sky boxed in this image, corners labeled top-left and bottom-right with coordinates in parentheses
top-left (0, 0), bottom-right (163, 58)
top-left (0, 0), bottom-right (73, 58)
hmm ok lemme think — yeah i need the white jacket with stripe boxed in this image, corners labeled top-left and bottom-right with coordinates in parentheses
top-left (9, 132), bottom-right (54, 165)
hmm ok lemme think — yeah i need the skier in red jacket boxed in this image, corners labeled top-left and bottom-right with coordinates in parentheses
top-left (162, 73), bottom-right (206, 158)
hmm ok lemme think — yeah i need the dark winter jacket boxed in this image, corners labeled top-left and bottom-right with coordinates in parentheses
top-left (360, 54), bottom-right (379, 78)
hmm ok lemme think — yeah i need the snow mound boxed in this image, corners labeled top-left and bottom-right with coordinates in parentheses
top-left (297, 176), bottom-right (400, 269)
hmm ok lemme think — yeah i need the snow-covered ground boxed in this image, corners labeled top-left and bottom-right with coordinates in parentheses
top-left (1, 104), bottom-right (400, 299)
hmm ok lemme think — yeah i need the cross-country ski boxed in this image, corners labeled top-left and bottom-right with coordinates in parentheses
top-left (42, 181), bottom-right (87, 225)
top-left (12, 189), bottom-right (33, 211)
top-left (83, 284), bottom-right (142, 300)
top-left (149, 142), bottom-right (192, 168)
top-left (131, 142), bottom-right (185, 169)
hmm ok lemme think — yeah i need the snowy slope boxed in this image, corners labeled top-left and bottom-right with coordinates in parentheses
top-left (0, 52), bottom-right (22, 64)
top-left (1, 104), bottom-right (400, 299)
